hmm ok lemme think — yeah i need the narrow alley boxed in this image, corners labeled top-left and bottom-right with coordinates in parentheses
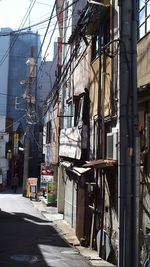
top-left (0, 190), bottom-right (91, 267)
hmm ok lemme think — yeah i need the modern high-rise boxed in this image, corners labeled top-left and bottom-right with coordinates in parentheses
top-left (0, 28), bottom-right (41, 185)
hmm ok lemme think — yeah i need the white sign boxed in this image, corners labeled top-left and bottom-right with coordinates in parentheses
top-left (41, 175), bottom-right (53, 183)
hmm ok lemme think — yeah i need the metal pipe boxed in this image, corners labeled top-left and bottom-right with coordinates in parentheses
top-left (118, 0), bottom-right (139, 266)
top-left (131, 1), bottom-right (139, 265)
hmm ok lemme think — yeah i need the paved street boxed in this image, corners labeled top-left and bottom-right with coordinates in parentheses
top-left (0, 189), bottom-right (91, 267)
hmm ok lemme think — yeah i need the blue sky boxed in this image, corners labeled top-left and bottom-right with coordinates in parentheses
top-left (0, 0), bottom-right (57, 60)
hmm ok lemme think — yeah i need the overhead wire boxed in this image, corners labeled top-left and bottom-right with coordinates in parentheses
top-left (0, 0), bottom-right (79, 70)
top-left (0, 0), bottom-right (80, 129)
top-left (36, 0), bottom-right (57, 60)
top-left (31, 128), bottom-right (42, 150)
top-left (0, 17), bottom-right (53, 36)
top-left (0, 114), bottom-right (26, 133)
top-left (43, 36), bottom-right (92, 117)
top-left (36, 0), bottom-right (79, 99)
top-left (0, 0), bottom-right (37, 66)
top-left (35, 0), bottom-right (79, 64)
top-left (36, 1), bottom-right (54, 7)
top-left (45, 4), bottom-right (77, 65)
top-left (42, 5), bottom-right (98, 117)
top-left (33, 0), bottom-right (79, 96)
top-left (0, 11), bottom-right (80, 37)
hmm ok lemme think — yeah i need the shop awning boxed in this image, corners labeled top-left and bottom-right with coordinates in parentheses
top-left (59, 160), bottom-right (91, 176)
top-left (60, 161), bottom-right (73, 168)
top-left (70, 167), bottom-right (91, 176)
top-left (82, 159), bottom-right (117, 169)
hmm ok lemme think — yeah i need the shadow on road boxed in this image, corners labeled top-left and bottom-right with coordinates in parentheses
top-left (0, 209), bottom-right (70, 266)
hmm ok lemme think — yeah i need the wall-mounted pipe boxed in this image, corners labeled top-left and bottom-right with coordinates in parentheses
top-left (141, 113), bottom-right (150, 155)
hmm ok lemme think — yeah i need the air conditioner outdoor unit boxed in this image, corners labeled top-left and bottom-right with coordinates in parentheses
top-left (106, 131), bottom-right (118, 160)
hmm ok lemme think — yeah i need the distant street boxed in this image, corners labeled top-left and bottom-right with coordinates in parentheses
top-left (0, 189), bottom-right (91, 267)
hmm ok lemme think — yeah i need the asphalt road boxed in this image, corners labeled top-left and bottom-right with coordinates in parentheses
top-left (0, 189), bottom-right (91, 267)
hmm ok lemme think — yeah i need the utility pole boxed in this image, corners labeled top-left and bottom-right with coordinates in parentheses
top-left (119, 1), bottom-right (139, 267)
top-left (22, 47), bottom-right (36, 196)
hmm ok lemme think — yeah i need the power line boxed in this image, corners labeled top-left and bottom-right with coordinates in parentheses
top-left (43, 37), bottom-right (91, 117)
top-left (36, 1), bottom-right (54, 7)
top-left (42, 4), bottom-right (96, 115)
top-left (36, 0), bottom-right (79, 96)
top-left (0, 0), bottom-right (79, 69)
top-left (0, 0), bottom-right (37, 66)
top-left (0, 1), bottom-right (68, 70)
top-left (0, 10), bottom-right (80, 37)
top-left (0, 114), bottom-right (26, 133)
top-left (43, 8), bottom-right (77, 63)
top-left (33, 0), bottom-right (78, 89)
top-left (36, 0), bottom-right (57, 59)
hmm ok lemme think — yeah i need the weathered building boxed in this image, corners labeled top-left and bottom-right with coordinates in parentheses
top-left (42, 0), bottom-right (150, 266)
top-left (137, 0), bottom-right (150, 253)
top-left (56, 1), bottom-right (119, 264)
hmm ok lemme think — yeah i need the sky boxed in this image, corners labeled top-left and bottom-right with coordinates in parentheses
top-left (0, 0), bottom-right (57, 60)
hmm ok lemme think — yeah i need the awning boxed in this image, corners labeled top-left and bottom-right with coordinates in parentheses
top-left (82, 159), bottom-right (117, 168)
top-left (59, 161), bottom-right (73, 168)
top-left (59, 160), bottom-right (91, 176)
top-left (70, 167), bottom-right (91, 176)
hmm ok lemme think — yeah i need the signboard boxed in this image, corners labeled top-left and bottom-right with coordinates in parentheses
top-left (59, 127), bottom-right (82, 159)
top-left (0, 175), bottom-right (2, 184)
top-left (14, 133), bottom-right (19, 155)
top-left (27, 178), bottom-right (38, 198)
top-left (40, 164), bottom-right (54, 191)
top-left (47, 181), bottom-right (57, 204)
top-left (40, 174), bottom-right (54, 191)
top-left (27, 177), bottom-right (38, 186)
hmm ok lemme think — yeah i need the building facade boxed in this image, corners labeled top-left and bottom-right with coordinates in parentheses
top-left (137, 0), bottom-right (150, 258)
top-left (0, 28), bottom-right (41, 185)
top-left (42, 0), bottom-right (150, 266)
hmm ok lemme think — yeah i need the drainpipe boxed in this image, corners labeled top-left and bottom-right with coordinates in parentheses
top-left (99, 40), bottom-right (106, 258)
top-left (96, 24), bottom-right (102, 253)
top-left (141, 113), bottom-right (150, 155)
top-left (118, 0), bottom-right (139, 266)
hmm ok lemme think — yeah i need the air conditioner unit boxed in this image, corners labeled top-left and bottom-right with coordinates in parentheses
top-left (106, 131), bottom-right (118, 160)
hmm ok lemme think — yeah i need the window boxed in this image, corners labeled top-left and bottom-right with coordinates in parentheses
top-left (74, 91), bottom-right (89, 127)
top-left (91, 17), bottom-right (110, 61)
top-left (138, 0), bottom-right (150, 39)
top-left (66, 101), bottom-right (73, 128)
top-left (91, 35), bottom-right (100, 60)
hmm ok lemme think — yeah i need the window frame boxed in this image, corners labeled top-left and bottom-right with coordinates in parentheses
top-left (138, 0), bottom-right (150, 39)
